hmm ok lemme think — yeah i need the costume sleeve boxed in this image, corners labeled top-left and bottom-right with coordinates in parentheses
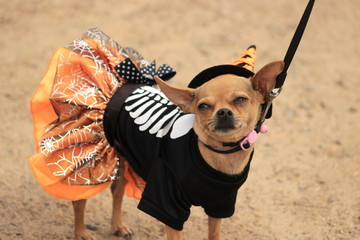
top-left (203, 193), bottom-right (238, 218)
top-left (137, 158), bottom-right (191, 231)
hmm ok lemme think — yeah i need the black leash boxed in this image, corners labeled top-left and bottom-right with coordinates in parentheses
top-left (275, 0), bottom-right (315, 89)
top-left (206, 0), bottom-right (315, 155)
top-left (259, 0), bottom-right (315, 125)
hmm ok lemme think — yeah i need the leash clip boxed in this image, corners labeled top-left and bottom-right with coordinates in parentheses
top-left (269, 87), bottom-right (282, 100)
top-left (258, 88), bottom-right (282, 124)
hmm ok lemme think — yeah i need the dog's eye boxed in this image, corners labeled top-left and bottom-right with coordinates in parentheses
top-left (198, 103), bottom-right (210, 110)
top-left (233, 96), bottom-right (248, 104)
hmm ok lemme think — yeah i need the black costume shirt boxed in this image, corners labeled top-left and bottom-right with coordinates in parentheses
top-left (104, 85), bottom-right (252, 230)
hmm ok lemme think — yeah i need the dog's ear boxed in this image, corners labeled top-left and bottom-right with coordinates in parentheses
top-left (154, 76), bottom-right (195, 113)
top-left (251, 61), bottom-right (285, 100)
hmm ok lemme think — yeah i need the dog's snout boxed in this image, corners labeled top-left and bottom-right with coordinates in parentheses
top-left (216, 108), bottom-right (233, 118)
top-left (215, 108), bottom-right (235, 132)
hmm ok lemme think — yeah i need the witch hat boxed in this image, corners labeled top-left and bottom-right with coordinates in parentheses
top-left (188, 45), bottom-right (256, 88)
top-left (232, 45), bottom-right (256, 73)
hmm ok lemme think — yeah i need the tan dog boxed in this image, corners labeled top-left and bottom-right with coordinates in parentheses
top-left (71, 60), bottom-right (284, 240)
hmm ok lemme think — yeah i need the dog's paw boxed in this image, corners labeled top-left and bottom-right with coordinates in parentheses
top-left (74, 230), bottom-right (96, 240)
top-left (112, 223), bottom-right (134, 239)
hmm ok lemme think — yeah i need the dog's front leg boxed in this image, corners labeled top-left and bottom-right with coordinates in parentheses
top-left (111, 167), bottom-right (133, 238)
top-left (208, 216), bottom-right (222, 240)
top-left (165, 225), bottom-right (183, 240)
top-left (72, 199), bottom-right (94, 240)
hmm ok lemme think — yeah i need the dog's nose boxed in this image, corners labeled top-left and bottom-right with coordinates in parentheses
top-left (216, 108), bottom-right (233, 118)
top-left (215, 108), bottom-right (235, 132)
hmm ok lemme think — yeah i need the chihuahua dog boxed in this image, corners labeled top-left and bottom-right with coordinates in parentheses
top-left (71, 56), bottom-right (284, 240)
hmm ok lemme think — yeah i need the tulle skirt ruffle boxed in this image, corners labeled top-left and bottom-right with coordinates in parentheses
top-left (29, 29), bottom-right (145, 201)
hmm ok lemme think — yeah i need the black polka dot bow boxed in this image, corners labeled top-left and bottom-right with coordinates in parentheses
top-left (115, 58), bottom-right (176, 85)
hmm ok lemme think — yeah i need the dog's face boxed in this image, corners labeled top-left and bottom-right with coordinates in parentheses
top-left (190, 74), bottom-right (263, 143)
top-left (155, 60), bottom-right (284, 145)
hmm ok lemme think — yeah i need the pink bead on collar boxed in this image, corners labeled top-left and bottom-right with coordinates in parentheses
top-left (239, 124), bottom-right (268, 150)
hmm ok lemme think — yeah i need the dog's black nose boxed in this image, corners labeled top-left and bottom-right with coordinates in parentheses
top-left (216, 108), bottom-right (233, 118)
top-left (215, 108), bottom-right (235, 132)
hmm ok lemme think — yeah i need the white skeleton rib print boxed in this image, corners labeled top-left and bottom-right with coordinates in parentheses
top-left (124, 86), bottom-right (195, 139)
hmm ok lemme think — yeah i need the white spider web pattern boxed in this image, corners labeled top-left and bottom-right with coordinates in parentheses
top-left (38, 29), bottom-right (134, 186)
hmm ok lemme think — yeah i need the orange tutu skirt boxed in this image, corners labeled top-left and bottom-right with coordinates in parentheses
top-left (29, 28), bottom-right (144, 201)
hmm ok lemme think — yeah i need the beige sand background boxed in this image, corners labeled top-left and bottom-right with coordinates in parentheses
top-left (1, 0), bottom-right (359, 239)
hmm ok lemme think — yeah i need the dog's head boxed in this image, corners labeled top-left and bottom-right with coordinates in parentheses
top-left (155, 60), bottom-right (284, 145)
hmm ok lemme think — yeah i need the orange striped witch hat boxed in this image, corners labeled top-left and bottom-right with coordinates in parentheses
top-left (188, 45), bottom-right (256, 88)
top-left (232, 45), bottom-right (256, 73)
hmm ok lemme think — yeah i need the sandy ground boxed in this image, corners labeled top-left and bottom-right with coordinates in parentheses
top-left (0, 0), bottom-right (359, 239)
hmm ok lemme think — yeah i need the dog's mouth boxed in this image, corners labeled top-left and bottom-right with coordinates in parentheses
top-left (214, 120), bottom-right (236, 133)
top-left (199, 109), bottom-right (248, 141)
top-left (203, 118), bottom-right (236, 134)
top-left (197, 115), bottom-right (249, 144)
